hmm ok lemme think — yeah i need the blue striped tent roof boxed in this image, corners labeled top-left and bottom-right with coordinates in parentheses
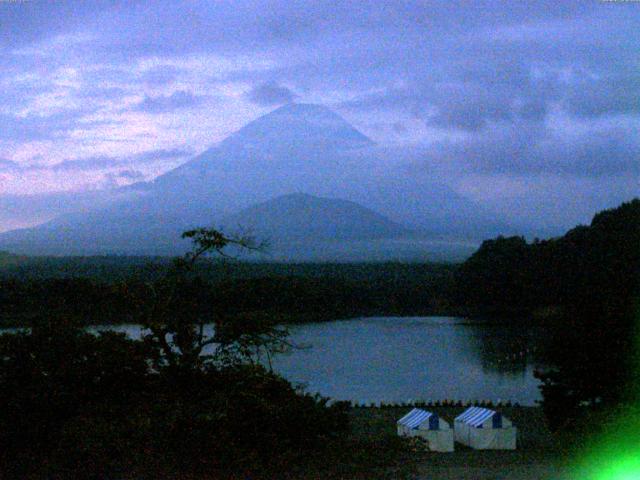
top-left (455, 407), bottom-right (502, 428)
top-left (397, 408), bottom-right (439, 430)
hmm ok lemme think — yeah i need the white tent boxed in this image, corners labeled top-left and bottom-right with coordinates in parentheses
top-left (397, 408), bottom-right (454, 452)
top-left (454, 406), bottom-right (516, 450)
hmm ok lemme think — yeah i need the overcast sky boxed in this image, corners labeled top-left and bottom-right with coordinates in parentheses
top-left (1, 0), bottom-right (639, 232)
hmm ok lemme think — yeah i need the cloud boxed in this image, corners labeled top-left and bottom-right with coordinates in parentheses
top-left (0, 147), bottom-right (195, 197)
top-left (413, 122), bottom-right (640, 178)
top-left (131, 90), bottom-right (203, 113)
top-left (0, 159), bottom-right (20, 172)
top-left (102, 169), bottom-right (146, 188)
top-left (0, 148), bottom-right (194, 175)
top-left (427, 86), bottom-right (514, 131)
top-left (50, 156), bottom-right (114, 172)
top-left (0, 188), bottom-right (127, 233)
top-left (76, 85), bottom-right (127, 101)
top-left (246, 81), bottom-right (297, 106)
top-left (115, 169), bottom-right (145, 180)
top-left (1, 0), bottom-right (639, 231)
top-left (47, 147), bottom-right (194, 172)
top-left (130, 147), bottom-right (194, 163)
top-left (563, 71), bottom-right (640, 118)
top-left (0, 109), bottom-right (89, 141)
top-left (139, 65), bottom-right (181, 86)
top-left (339, 57), bottom-right (556, 132)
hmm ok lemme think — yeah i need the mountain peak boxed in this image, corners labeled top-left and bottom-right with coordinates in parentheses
top-left (150, 103), bottom-right (373, 197)
top-left (221, 103), bottom-right (373, 150)
top-left (267, 102), bottom-right (344, 119)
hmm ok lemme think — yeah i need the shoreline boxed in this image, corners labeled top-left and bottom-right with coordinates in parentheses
top-left (0, 308), bottom-right (549, 329)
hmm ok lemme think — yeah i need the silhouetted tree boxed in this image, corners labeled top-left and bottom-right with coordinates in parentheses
top-left (0, 228), bottom-right (349, 478)
top-left (124, 227), bottom-right (292, 372)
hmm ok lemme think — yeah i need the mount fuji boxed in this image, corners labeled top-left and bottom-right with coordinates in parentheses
top-left (0, 103), bottom-right (508, 260)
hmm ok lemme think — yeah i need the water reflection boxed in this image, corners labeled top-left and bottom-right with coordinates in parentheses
top-left (466, 324), bottom-right (549, 376)
top-left (272, 317), bottom-right (544, 405)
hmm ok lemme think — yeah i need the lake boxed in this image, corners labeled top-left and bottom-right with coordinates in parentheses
top-left (87, 316), bottom-right (545, 406)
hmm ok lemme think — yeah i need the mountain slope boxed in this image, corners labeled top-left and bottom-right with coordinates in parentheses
top-left (144, 103), bottom-right (375, 217)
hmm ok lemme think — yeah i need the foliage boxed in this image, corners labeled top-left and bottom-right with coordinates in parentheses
top-left (124, 227), bottom-right (291, 373)
top-left (0, 228), bottom-right (350, 479)
top-left (0, 262), bottom-right (457, 328)
top-left (454, 235), bottom-right (535, 315)
top-left (0, 318), bottom-right (152, 478)
top-left (456, 199), bottom-right (640, 427)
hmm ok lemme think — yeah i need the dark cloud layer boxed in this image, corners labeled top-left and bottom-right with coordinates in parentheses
top-left (0, 159), bottom-right (20, 172)
top-left (246, 81), bottom-right (297, 106)
top-left (418, 125), bottom-right (640, 178)
top-left (115, 169), bottom-right (145, 180)
top-left (0, 110), bottom-right (88, 142)
top-left (564, 71), bottom-right (640, 118)
top-left (139, 65), bottom-right (182, 86)
top-left (5, 148), bottom-right (194, 174)
top-left (49, 148), bottom-right (194, 171)
top-left (132, 90), bottom-right (203, 113)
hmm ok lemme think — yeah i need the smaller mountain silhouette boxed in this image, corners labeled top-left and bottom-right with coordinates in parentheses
top-left (220, 192), bottom-right (412, 242)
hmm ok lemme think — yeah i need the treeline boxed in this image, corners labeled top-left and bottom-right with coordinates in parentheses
top-left (455, 199), bottom-right (640, 426)
top-left (0, 262), bottom-right (457, 327)
top-left (452, 199), bottom-right (640, 321)
top-left (455, 199), bottom-right (640, 319)
top-left (455, 232), bottom-right (594, 318)
top-left (0, 255), bottom-right (454, 282)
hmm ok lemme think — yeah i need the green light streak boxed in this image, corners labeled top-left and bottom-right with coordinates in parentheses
top-left (569, 306), bottom-right (640, 480)
top-left (570, 408), bottom-right (640, 480)
top-left (598, 458), bottom-right (640, 480)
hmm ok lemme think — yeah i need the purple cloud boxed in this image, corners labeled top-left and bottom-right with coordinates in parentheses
top-left (132, 90), bottom-right (203, 113)
top-left (246, 81), bottom-right (297, 106)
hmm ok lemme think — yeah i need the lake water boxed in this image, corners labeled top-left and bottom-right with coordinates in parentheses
top-left (87, 316), bottom-right (545, 406)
